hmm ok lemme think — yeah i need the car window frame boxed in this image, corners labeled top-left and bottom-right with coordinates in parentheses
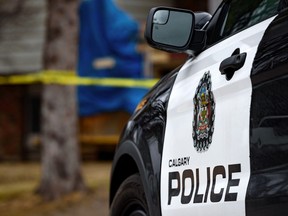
top-left (205, 0), bottom-right (280, 49)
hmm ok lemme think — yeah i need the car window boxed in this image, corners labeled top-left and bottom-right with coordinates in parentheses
top-left (220, 0), bottom-right (280, 38)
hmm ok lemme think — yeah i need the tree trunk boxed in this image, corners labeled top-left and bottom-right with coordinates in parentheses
top-left (38, 0), bottom-right (86, 201)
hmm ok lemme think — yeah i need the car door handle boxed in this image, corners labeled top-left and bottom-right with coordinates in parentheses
top-left (219, 49), bottom-right (247, 80)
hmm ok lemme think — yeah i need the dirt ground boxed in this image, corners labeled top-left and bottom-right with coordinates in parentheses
top-left (0, 162), bottom-right (111, 216)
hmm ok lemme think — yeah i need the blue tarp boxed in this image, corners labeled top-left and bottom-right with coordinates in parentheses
top-left (77, 0), bottom-right (147, 116)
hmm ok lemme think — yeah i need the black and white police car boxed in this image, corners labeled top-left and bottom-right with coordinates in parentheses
top-left (109, 0), bottom-right (288, 215)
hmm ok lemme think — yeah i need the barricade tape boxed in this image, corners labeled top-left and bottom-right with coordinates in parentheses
top-left (0, 70), bottom-right (159, 88)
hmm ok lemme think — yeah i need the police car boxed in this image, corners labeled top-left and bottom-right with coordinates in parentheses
top-left (109, 0), bottom-right (288, 215)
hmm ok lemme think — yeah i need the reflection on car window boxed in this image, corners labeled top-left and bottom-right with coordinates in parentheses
top-left (250, 78), bottom-right (288, 171)
top-left (221, 0), bottom-right (280, 37)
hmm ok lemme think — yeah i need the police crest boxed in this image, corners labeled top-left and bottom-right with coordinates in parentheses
top-left (192, 71), bottom-right (215, 152)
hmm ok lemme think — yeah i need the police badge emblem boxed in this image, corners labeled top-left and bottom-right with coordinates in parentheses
top-left (192, 71), bottom-right (215, 152)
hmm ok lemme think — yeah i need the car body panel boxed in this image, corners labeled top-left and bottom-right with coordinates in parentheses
top-left (110, 66), bottom-right (180, 216)
top-left (160, 17), bottom-right (275, 216)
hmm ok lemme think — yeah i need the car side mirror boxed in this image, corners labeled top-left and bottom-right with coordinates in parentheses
top-left (145, 7), bottom-right (207, 55)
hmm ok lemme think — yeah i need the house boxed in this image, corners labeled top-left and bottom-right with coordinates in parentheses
top-left (0, 0), bottom-right (46, 160)
top-left (0, 0), bottom-right (214, 160)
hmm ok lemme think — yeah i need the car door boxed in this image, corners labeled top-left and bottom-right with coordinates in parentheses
top-left (160, 0), bottom-right (280, 215)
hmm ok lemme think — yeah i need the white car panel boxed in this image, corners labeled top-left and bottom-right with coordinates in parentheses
top-left (160, 17), bottom-right (275, 216)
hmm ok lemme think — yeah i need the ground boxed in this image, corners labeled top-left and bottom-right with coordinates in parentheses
top-left (0, 162), bottom-right (111, 216)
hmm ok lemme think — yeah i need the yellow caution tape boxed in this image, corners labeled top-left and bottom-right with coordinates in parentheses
top-left (0, 70), bottom-right (159, 88)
